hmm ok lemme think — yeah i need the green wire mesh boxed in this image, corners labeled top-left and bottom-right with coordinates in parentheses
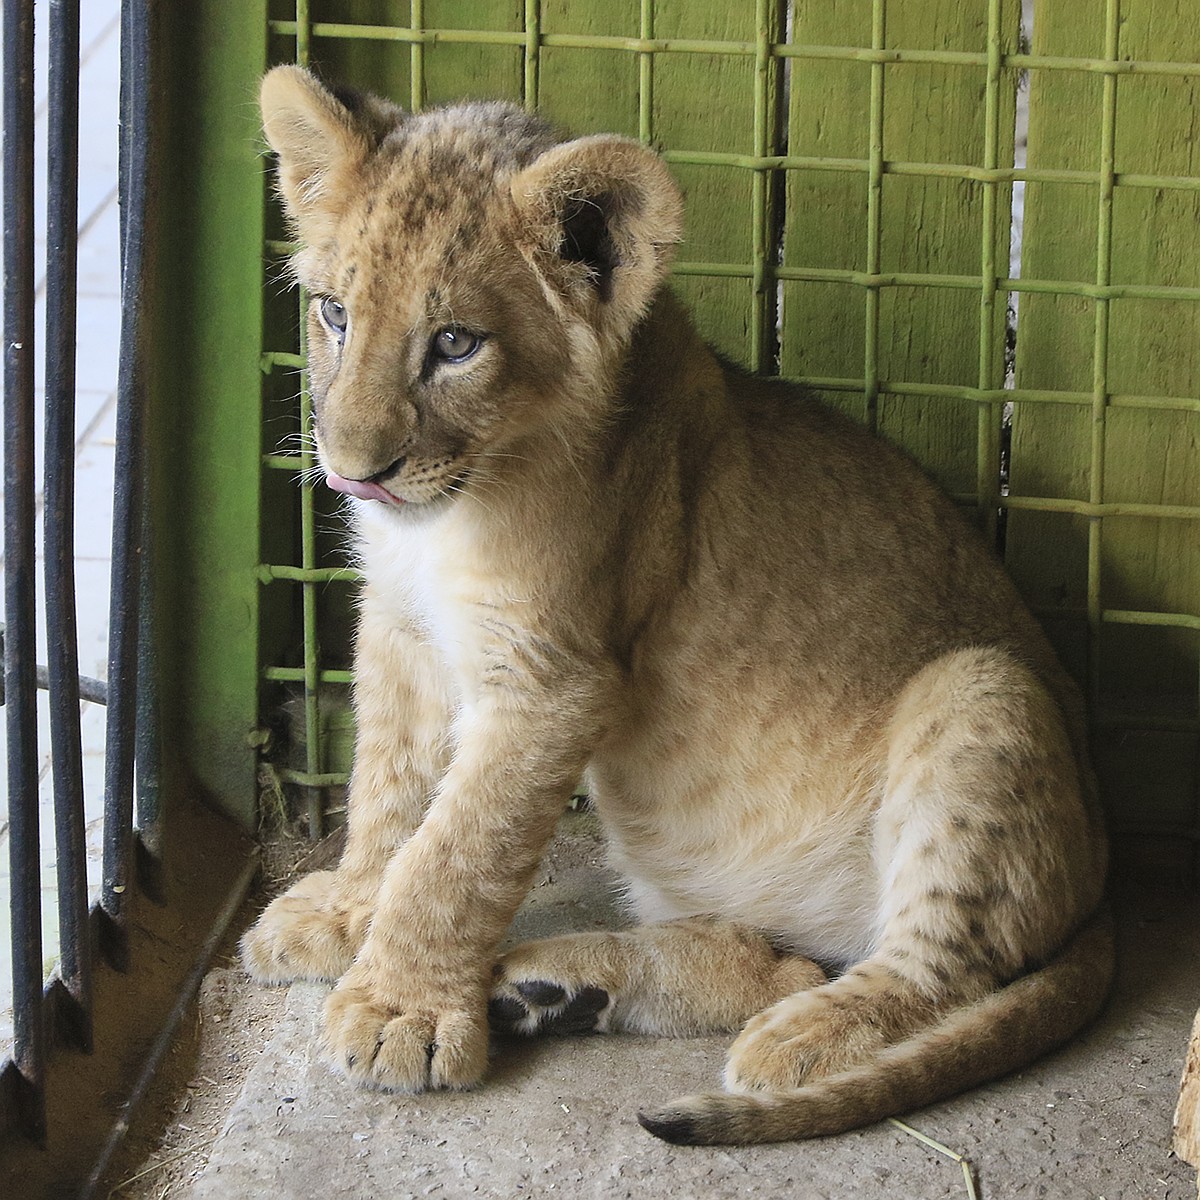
top-left (257, 0), bottom-right (1200, 853)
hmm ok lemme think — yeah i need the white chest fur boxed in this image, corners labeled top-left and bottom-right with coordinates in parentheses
top-left (353, 500), bottom-right (469, 671)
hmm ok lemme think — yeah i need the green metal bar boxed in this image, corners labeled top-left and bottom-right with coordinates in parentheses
top-left (265, 19), bottom-right (1200, 81)
top-left (969, 0), bottom-right (1008, 540)
top-left (265, 667), bottom-right (355, 684)
top-left (1000, 495), bottom-right (1200, 521)
top-left (862, 0), bottom-right (885, 432)
top-left (637, 0), bottom-right (653, 143)
top-left (410, 0), bottom-right (425, 110)
top-left (293, 0), bottom-right (324, 839)
top-left (670, 148), bottom-right (1200, 193)
top-left (295, 0), bottom-right (310, 65)
top-left (260, 147), bottom-right (1200, 195)
top-left (278, 768), bottom-right (351, 788)
top-left (1101, 610), bottom-right (1200, 632)
top-left (671, 259), bottom-right (1200, 304)
top-left (748, 0), bottom-right (773, 373)
top-left (1085, 0), bottom-right (1120, 712)
top-left (976, 0), bottom-right (1005, 543)
top-left (784, 376), bottom-right (1200, 416)
top-left (257, 564), bottom-right (364, 583)
top-left (260, 350), bottom-right (305, 372)
top-left (523, 0), bottom-right (540, 112)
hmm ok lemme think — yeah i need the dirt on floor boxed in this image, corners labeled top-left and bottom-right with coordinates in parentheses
top-left (97, 823), bottom-right (345, 1200)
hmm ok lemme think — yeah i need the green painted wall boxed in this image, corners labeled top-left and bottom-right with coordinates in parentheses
top-left (149, 1), bottom-right (269, 828)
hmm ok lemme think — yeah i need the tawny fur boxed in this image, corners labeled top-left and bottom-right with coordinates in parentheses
top-left (241, 65), bottom-right (1112, 1145)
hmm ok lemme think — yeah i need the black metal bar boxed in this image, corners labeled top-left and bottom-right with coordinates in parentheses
top-left (3, 0), bottom-right (45, 1143)
top-left (135, 492), bottom-right (163, 902)
top-left (36, 662), bottom-right (107, 706)
top-left (44, 0), bottom-right (92, 1054)
top-left (101, 0), bottom-right (150, 967)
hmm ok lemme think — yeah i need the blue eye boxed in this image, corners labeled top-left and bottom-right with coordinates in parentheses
top-left (431, 326), bottom-right (482, 363)
top-left (320, 297), bottom-right (348, 340)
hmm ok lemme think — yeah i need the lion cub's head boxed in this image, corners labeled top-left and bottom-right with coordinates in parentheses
top-left (260, 66), bottom-right (683, 509)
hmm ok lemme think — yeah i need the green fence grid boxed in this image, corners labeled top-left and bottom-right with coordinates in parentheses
top-left (256, 0), bottom-right (1200, 853)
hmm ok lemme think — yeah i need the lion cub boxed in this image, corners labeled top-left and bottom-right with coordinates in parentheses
top-left (241, 65), bottom-right (1111, 1145)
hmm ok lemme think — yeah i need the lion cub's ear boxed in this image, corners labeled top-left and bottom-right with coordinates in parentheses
top-left (260, 65), bottom-right (402, 239)
top-left (510, 136), bottom-right (683, 342)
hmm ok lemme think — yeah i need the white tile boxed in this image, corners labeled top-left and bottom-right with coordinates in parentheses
top-left (76, 200), bottom-right (120, 298)
top-left (72, 557), bottom-right (113, 682)
top-left (70, 294), bottom-right (122, 397)
top-left (72, 439), bottom-right (117, 558)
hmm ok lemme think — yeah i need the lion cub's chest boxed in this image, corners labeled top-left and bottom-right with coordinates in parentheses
top-left (356, 505), bottom-right (480, 676)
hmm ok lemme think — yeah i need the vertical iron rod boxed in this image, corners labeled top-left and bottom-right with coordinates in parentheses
top-left (4, 0), bottom-right (45, 1141)
top-left (101, 0), bottom-right (150, 966)
top-left (44, 0), bottom-right (92, 1053)
top-left (135, 490), bottom-right (162, 898)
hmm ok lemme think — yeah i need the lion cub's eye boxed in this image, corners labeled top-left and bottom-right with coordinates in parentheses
top-left (431, 326), bottom-right (482, 364)
top-left (319, 297), bottom-right (348, 341)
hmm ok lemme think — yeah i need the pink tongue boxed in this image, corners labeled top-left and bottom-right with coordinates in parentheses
top-left (325, 472), bottom-right (404, 505)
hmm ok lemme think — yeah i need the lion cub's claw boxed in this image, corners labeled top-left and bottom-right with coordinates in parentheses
top-left (323, 981), bottom-right (488, 1092)
top-left (489, 974), bottom-right (611, 1037)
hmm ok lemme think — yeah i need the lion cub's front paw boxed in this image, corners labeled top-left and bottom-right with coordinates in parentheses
top-left (240, 869), bottom-right (374, 985)
top-left (323, 969), bottom-right (488, 1092)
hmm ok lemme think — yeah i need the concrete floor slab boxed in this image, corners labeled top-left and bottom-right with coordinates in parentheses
top-left (188, 816), bottom-right (1199, 1200)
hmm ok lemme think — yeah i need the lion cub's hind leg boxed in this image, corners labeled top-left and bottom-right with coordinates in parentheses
top-left (725, 645), bottom-right (1096, 1094)
top-left (490, 918), bottom-right (827, 1039)
top-left (241, 607), bottom-right (454, 985)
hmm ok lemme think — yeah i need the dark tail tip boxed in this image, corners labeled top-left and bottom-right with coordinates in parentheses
top-left (636, 1107), bottom-right (702, 1145)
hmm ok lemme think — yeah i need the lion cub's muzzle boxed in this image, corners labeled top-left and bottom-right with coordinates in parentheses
top-left (324, 452), bottom-right (468, 507)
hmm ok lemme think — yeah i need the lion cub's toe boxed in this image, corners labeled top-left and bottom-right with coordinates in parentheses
top-left (323, 979), bottom-right (488, 1092)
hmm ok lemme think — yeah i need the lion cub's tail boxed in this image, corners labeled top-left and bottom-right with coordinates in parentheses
top-left (637, 908), bottom-right (1115, 1146)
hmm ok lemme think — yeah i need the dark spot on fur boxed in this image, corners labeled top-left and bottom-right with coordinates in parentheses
top-left (927, 960), bottom-right (956, 986)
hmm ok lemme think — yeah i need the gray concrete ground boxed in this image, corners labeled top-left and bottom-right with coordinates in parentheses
top-left (186, 814), bottom-right (1199, 1200)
